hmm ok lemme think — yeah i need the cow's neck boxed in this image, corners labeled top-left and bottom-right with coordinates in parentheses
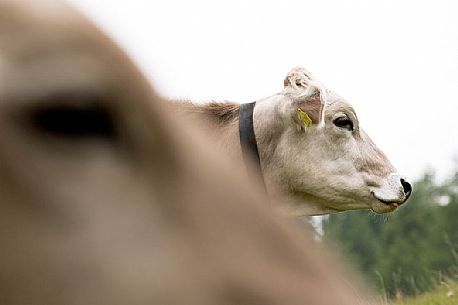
top-left (172, 99), bottom-right (285, 196)
top-left (251, 95), bottom-right (288, 194)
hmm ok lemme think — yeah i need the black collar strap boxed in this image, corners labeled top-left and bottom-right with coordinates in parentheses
top-left (239, 102), bottom-right (266, 189)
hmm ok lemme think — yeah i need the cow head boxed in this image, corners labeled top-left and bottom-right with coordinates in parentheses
top-left (254, 67), bottom-right (412, 215)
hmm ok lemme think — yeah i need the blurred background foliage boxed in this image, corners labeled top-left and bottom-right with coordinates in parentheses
top-left (322, 166), bottom-right (458, 298)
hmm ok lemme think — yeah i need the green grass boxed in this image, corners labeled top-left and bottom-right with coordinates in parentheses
top-left (393, 280), bottom-right (458, 305)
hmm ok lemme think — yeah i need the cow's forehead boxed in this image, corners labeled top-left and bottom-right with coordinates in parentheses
top-left (323, 92), bottom-right (357, 118)
top-left (0, 0), bottom-right (153, 113)
top-left (0, 1), bottom-right (104, 60)
top-left (0, 0), bottom-right (75, 23)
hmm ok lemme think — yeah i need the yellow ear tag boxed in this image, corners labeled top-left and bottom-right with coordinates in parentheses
top-left (297, 108), bottom-right (312, 128)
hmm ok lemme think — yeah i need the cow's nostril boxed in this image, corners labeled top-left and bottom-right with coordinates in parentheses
top-left (400, 178), bottom-right (412, 199)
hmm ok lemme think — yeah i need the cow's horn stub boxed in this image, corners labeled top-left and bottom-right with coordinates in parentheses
top-left (283, 67), bottom-right (314, 89)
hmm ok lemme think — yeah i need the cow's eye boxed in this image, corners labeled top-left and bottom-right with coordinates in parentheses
top-left (25, 92), bottom-right (119, 142)
top-left (30, 104), bottom-right (117, 141)
top-left (333, 116), bottom-right (353, 131)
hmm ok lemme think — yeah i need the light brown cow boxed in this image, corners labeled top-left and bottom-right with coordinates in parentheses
top-left (174, 68), bottom-right (412, 215)
top-left (0, 1), bottom-right (377, 304)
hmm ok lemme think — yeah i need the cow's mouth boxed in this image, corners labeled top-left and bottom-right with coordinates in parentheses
top-left (370, 191), bottom-right (405, 213)
top-left (371, 191), bottom-right (405, 206)
top-left (377, 198), bottom-right (400, 207)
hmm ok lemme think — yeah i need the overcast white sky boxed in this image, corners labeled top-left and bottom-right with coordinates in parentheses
top-left (68, 0), bottom-right (458, 182)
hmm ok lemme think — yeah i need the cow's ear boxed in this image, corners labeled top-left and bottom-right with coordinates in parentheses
top-left (283, 67), bottom-right (324, 130)
top-left (293, 90), bottom-right (324, 130)
top-left (283, 67), bottom-right (314, 89)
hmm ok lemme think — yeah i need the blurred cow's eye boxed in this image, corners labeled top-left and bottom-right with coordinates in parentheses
top-left (27, 93), bottom-right (118, 141)
top-left (333, 116), bottom-right (353, 131)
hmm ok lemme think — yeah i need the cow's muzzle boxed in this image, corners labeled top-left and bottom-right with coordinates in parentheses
top-left (371, 173), bottom-right (412, 207)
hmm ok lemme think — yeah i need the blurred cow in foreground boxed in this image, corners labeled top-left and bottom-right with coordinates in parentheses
top-left (0, 1), bottom-right (375, 304)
